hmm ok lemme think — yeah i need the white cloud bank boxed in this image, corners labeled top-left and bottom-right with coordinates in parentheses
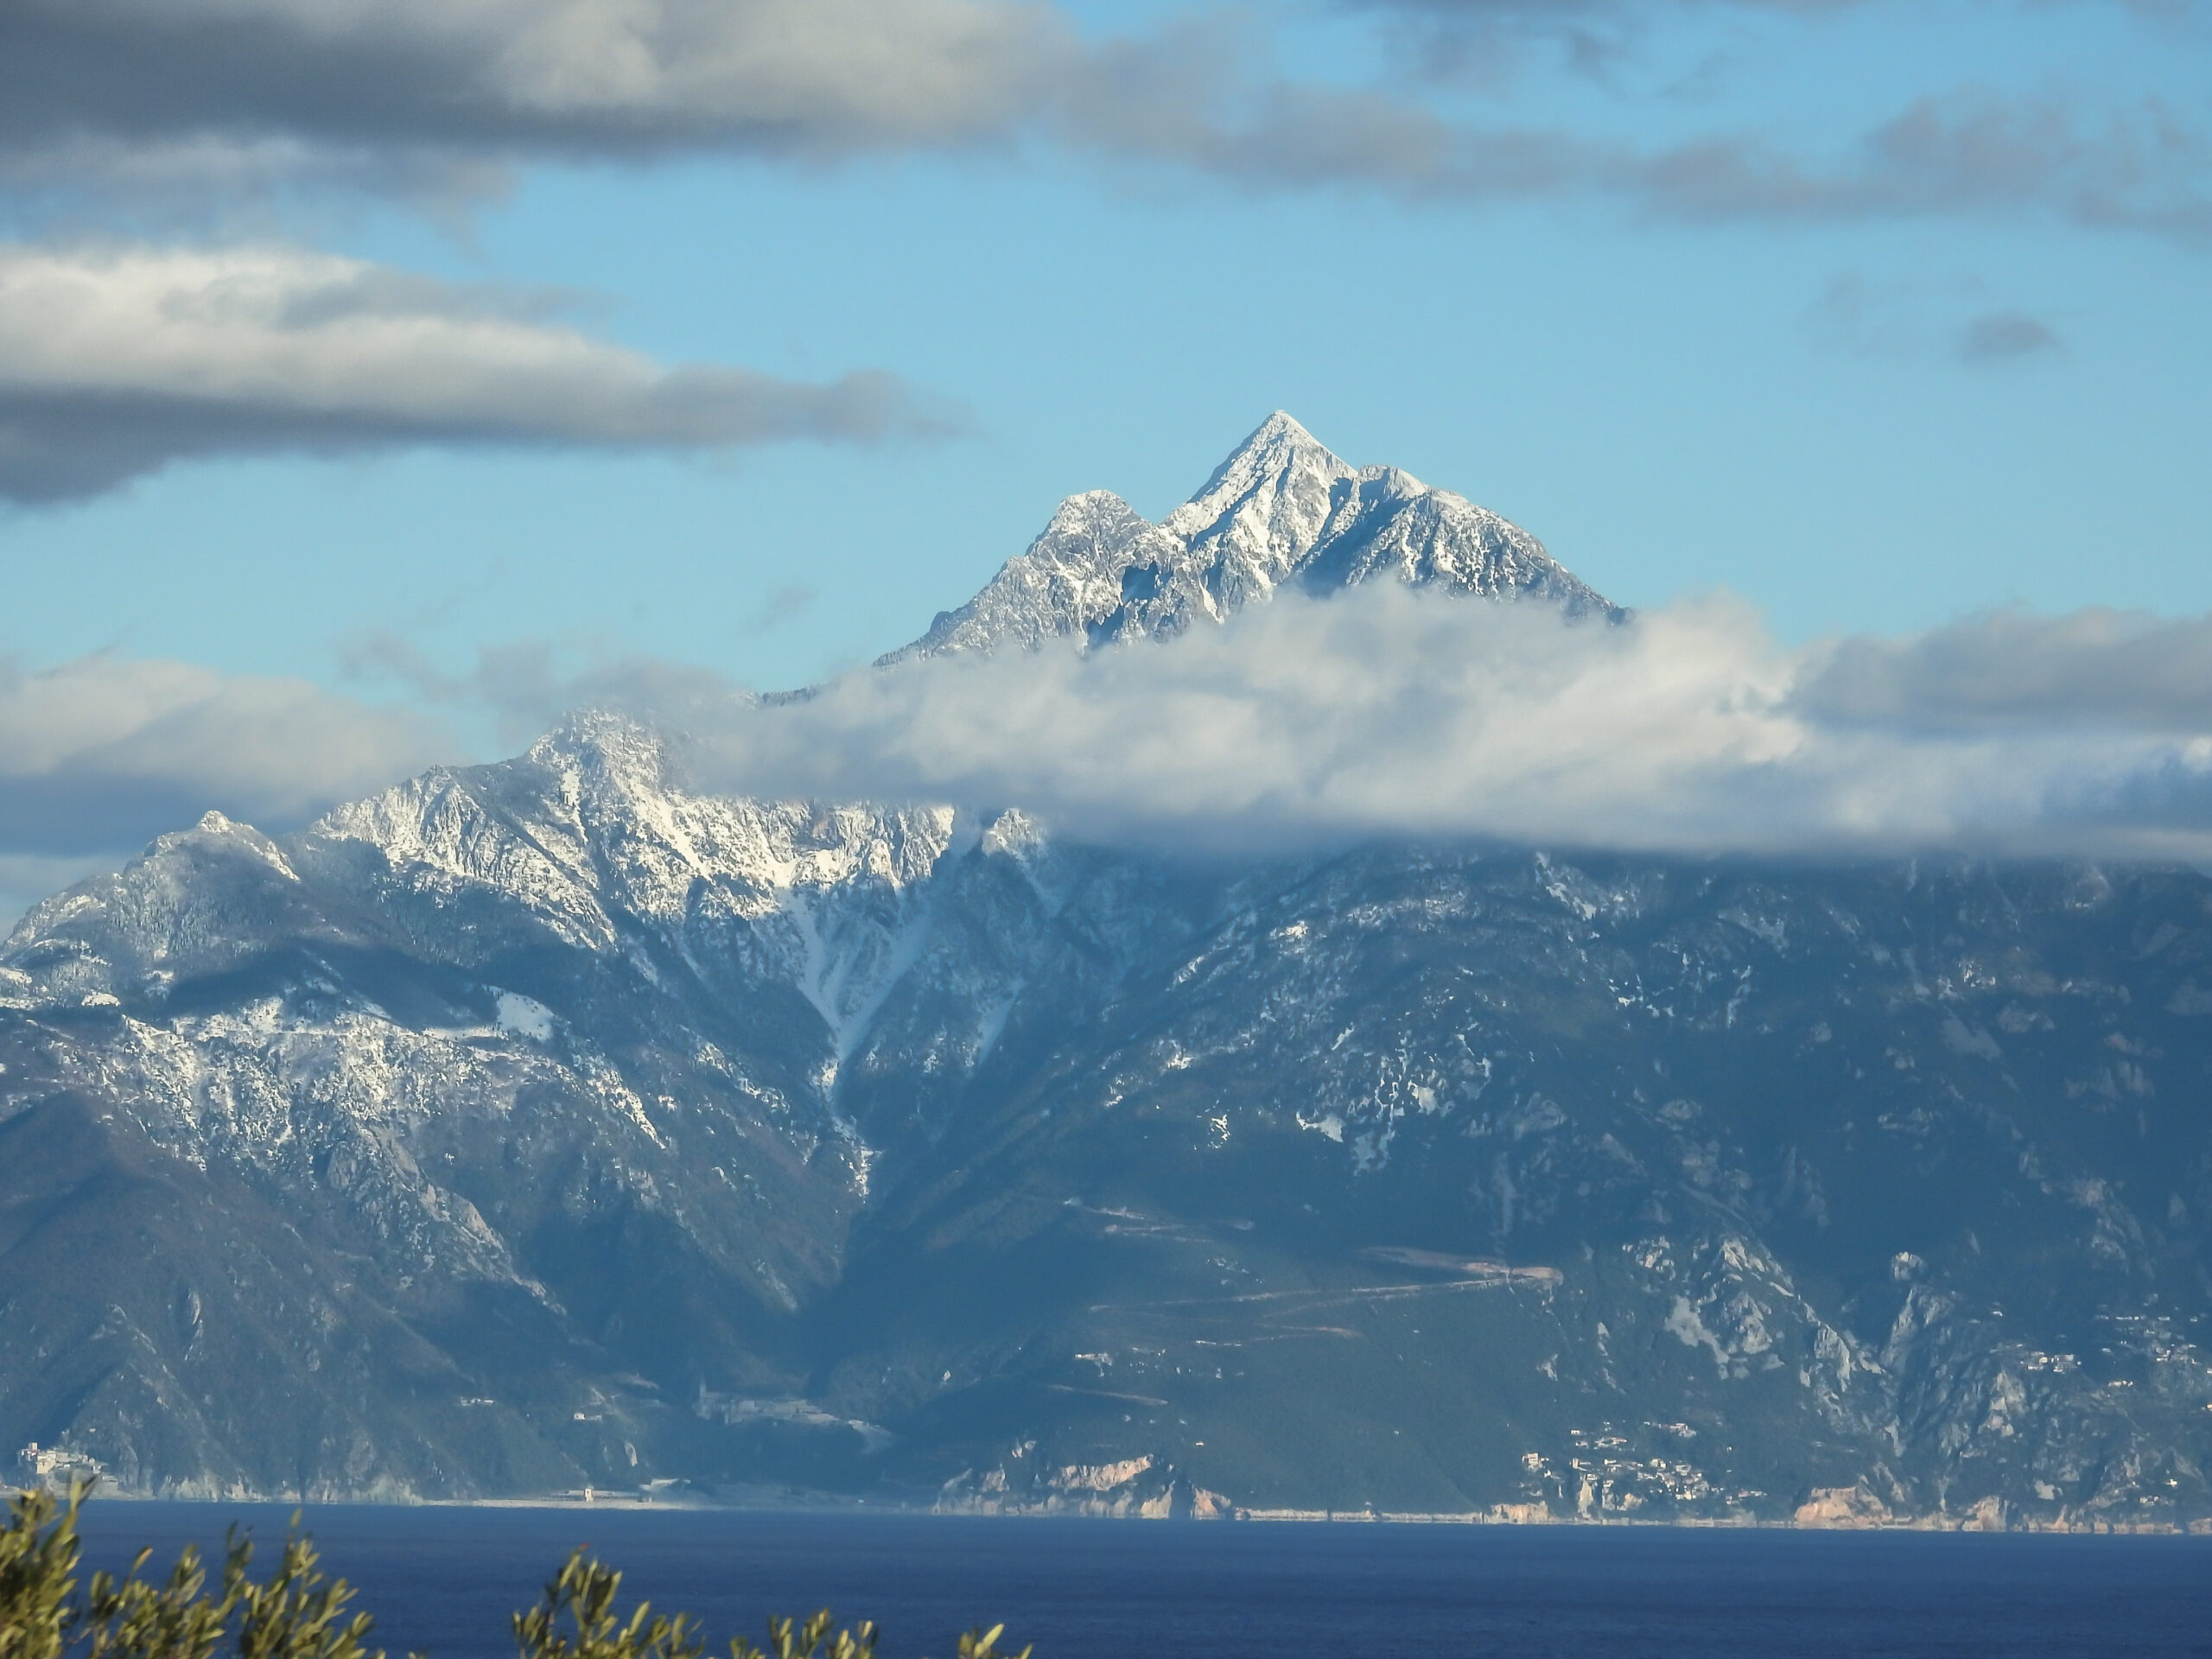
top-left (0, 243), bottom-right (950, 501)
top-left (0, 653), bottom-right (450, 855)
top-left (9, 588), bottom-right (2211, 933)
top-left (664, 587), bottom-right (2212, 862)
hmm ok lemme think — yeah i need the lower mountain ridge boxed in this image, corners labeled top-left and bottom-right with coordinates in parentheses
top-left (5, 715), bottom-right (2212, 1529)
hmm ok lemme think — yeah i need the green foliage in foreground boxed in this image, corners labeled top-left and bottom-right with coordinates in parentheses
top-left (0, 1491), bottom-right (1026, 1659)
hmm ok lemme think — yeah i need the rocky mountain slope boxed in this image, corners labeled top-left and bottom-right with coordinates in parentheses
top-left (3, 416), bottom-right (2209, 1527)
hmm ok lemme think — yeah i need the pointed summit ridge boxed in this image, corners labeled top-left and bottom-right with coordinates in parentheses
top-left (889, 412), bottom-right (1618, 662)
top-left (1164, 411), bottom-right (1363, 611)
top-left (1168, 410), bottom-right (1352, 533)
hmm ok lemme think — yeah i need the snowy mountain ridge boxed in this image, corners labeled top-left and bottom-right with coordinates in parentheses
top-left (890, 411), bottom-right (1617, 662)
top-left (7, 715), bottom-right (957, 1037)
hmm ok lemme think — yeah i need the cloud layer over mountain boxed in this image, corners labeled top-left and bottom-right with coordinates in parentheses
top-left (10, 588), bottom-right (2212, 934)
top-left (0, 244), bottom-right (948, 501)
top-left (671, 587), bottom-right (2212, 861)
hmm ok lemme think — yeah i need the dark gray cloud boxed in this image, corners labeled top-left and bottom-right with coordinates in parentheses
top-left (1957, 309), bottom-right (2064, 362)
top-left (1808, 272), bottom-right (2066, 364)
top-left (1362, 0), bottom-right (1862, 22)
top-left (0, 0), bottom-right (1068, 169)
top-left (0, 243), bottom-right (957, 502)
top-left (1355, 0), bottom-right (2194, 67)
top-left (741, 586), bottom-right (818, 637)
top-left (1797, 609), bottom-right (2212, 733)
top-left (0, 1), bottom-right (2202, 242)
top-left (1351, 0), bottom-right (1858, 89)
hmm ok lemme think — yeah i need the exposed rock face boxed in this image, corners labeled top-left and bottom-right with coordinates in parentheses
top-left (3, 418), bottom-right (2210, 1528)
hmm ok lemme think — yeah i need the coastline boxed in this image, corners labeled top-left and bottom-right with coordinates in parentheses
top-left (17, 1482), bottom-right (2212, 1535)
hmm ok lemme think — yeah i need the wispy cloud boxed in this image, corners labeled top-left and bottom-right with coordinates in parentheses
top-left (1600, 92), bottom-right (2210, 239)
top-left (0, 242), bottom-right (957, 501)
top-left (1078, 75), bottom-right (2212, 242)
top-left (1808, 271), bottom-right (2066, 365)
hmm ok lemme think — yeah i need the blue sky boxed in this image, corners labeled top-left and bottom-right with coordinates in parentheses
top-left (0, 0), bottom-right (2209, 918)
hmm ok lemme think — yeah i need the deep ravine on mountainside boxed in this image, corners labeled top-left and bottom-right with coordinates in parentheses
top-left (3, 415), bottom-right (2210, 1528)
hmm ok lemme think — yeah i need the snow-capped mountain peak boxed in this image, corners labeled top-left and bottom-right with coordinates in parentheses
top-left (891, 411), bottom-right (1618, 664)
top-left (1160, 409), bottom-right (1362, 594)
top-left (1165, 410), bottom-right (1359, 535)
top-left (886, 491), bottom-right (1185, 662)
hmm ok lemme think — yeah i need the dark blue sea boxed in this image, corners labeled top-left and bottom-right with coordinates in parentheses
top-left (73, 1505), bottom-right (2212, 1659)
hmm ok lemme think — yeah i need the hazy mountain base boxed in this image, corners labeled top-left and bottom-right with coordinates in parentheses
top-left (4, 724), bottom-right (2212, 1529)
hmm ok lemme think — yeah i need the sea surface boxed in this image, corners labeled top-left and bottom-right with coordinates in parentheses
top-left (70, 1504), bottom-right (2212, 1659)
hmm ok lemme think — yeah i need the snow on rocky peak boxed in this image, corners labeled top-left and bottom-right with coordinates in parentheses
top-left (1159, 409), bottom-right (1361, 603)
top-left (890, 411), bottom-right (1619, 664)
top-left (885, 492), bottom-right (1185, 661)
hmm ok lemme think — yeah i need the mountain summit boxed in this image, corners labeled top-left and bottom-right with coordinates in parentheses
top-left (3, 423), bottom-right (2210, 1526)
top-left (890, 413), bottom-right (1617, 662)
